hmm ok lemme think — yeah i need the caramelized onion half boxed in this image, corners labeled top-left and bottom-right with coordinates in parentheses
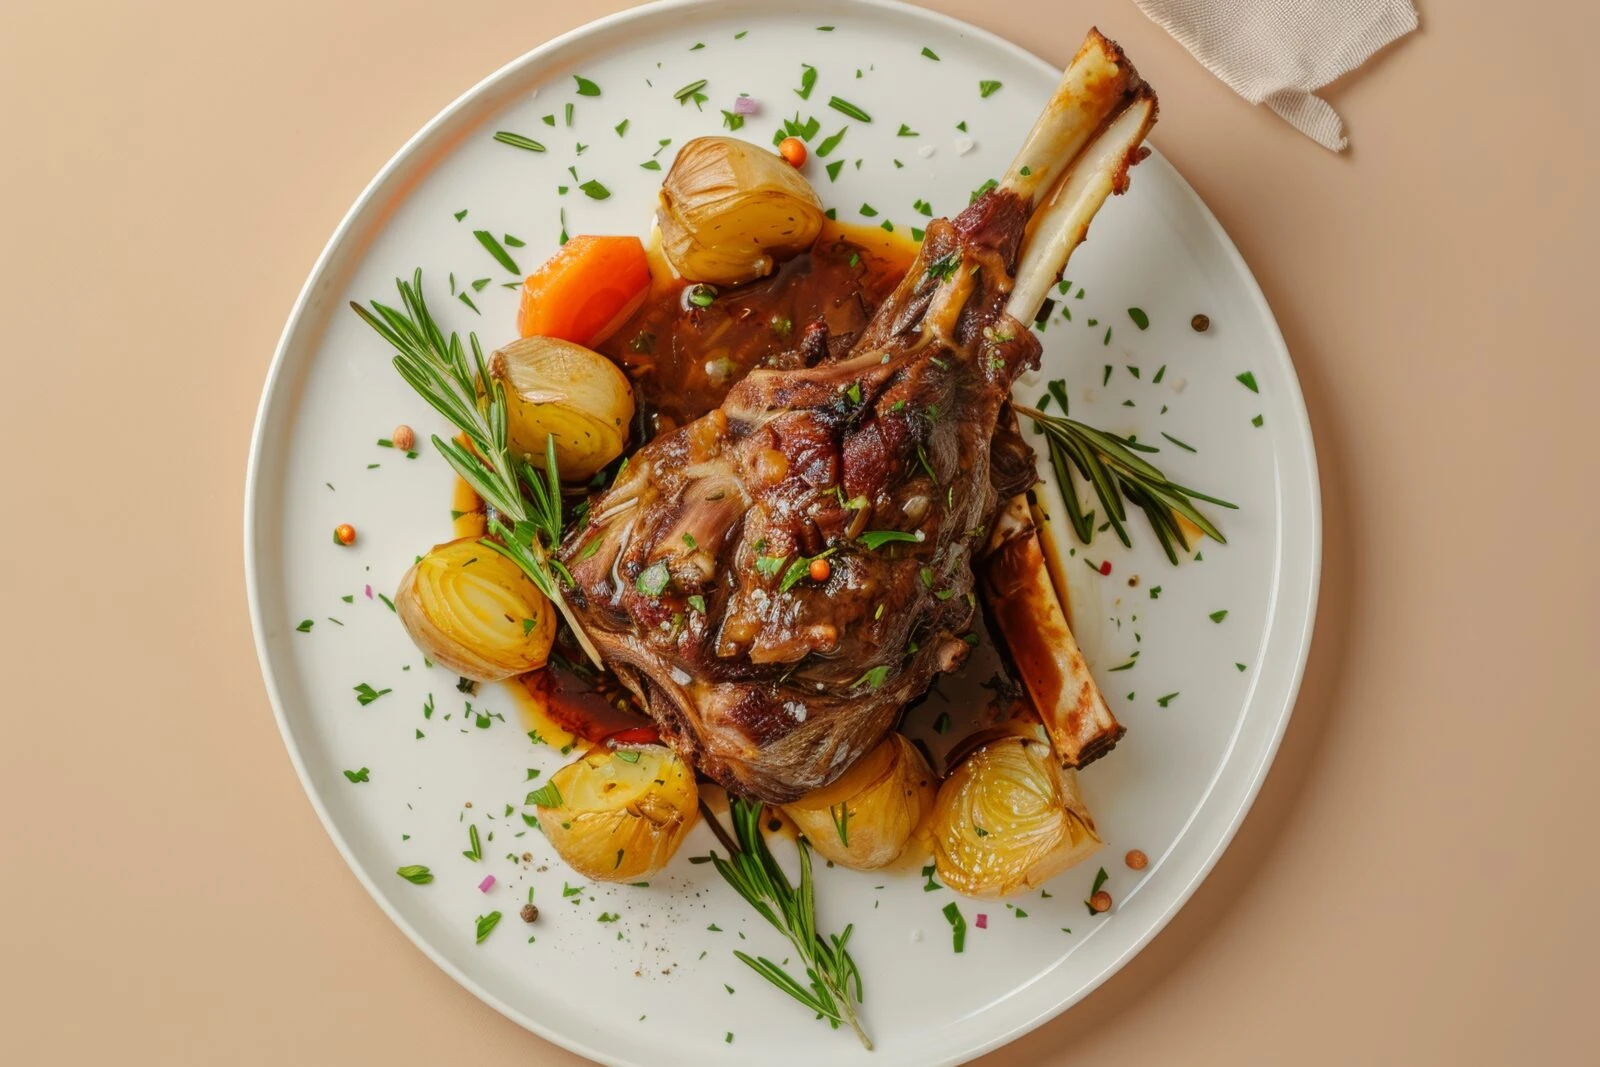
top-left (928, 722), bottom-right (1101, 897)
top-left (395, 538), bottom-right (555, 681)
top-left (657, 136), bottom-right (825, 285)
top-left (489, 336), bottom-right (634, 481)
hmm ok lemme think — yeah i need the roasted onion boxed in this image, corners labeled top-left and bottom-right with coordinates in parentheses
top-left (535, 743), bottom-right (699, 882)
top-left (928, 722), bottom-right (1101, 897)
top-left (783, 733), bottom-right (936, 869)
top-left (657, 136), bottom-right (825, 285)
top-left (395, 538), bottom-right (555, 681)
top-left (488, 335), bottom-right (634, 481)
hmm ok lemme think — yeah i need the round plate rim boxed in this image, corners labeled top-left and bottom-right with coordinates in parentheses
top-left (244, 1), bottom-right (1322, 1063)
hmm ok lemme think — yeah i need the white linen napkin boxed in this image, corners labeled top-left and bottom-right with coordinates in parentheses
top-left (1132, 0), bottom-right (1419, 150)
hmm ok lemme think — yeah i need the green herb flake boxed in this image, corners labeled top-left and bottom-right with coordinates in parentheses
top-left (578, 179), bottom-right (611, 201)
top-left (1156, 692), bottom-right (1179, 707)
top-left (1209, 609), bottom-right (1229, 623)
top-left (795, 64), bottom-right (817, 100)
top-left (1102, 364), bottom-right (1113, 387)
top-left (721, 110), bottom-right (745, 131)
top-left (1152, 364), bottom-right (1167, 383)
top-left (635, 560), bottom-right (671, 597)
top-left (564, 102), bottom-right (574, 126)
top-left (1252, 414), bottom-right (1265, 427)
top-left (640, 159), bottom-right (662, 170)
top-left (1236, 371), bottom-right (1259, 393)
top-left (613, 749), bottom-right (642, 765)
top-left (942, 901), bottom-right (967, 952)
top-left (493, 131), bottom-right (546, 152)
top-left (453, 209), bottom-right (468, 221)
top-left (463, 824), bottom-right (482, 861)
top-left (526, 781), bottom-right (562, 808)
top-left (475, 911), bottom-right (502, 943)
top-left (343, 767), bottom-right (370, 783)
top-left (933, 711), bottom-right (950, 734)
top-left (472, 230), bottom-right (520, 274)
top-left (897, 123), bottom-right (918, 137)
top-left (395, 864), bottom-right (433, 884)
top-left (673, 78), bottom-right (708, 102)
top-left (1236, 662), bottom-right (1248, 672)
top-left (828, 96), bottom-right (872, 122)
top-left (816, 127), bottom-right (848, 157)
top-left (1128, 307), bottom-right (1150, 330)
top-left (1161, 431), bottom-right (1197, 453)
top-left (295, 619), bottom-right (314, 633)
top-left (353, 683), bottom-right (391, 706)
top-left (825, 159), bottom-right (845, 182)
top-left (857, 529), bottom-right (920, 550)
top-left (1084, 866), bottom-right (1110, 915)
top-left (855, 665), bottom-right (890, 689)
top-left (978, 80), bottom-right (1003, 98)
top-left (614, 118), bottom-right (629, 136)
top-left (573, 75), bottom-right (601, 96)
top-left (921, 46), bottom-right (940, 60)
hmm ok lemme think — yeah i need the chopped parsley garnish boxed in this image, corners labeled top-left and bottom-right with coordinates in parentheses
top-left (897, 123), bottom-right (918, 137)
top-left (858, 202), bottom-right (878, 217)
top-left (1252, 414), bottom-right (1265, 427)
top-left (396, 865), bottom-right (432, 884)
top-left (1209, 609), bottom-right (1229, 623)
top-left (1156, 692), bottom-right (1179, 707)
top-left (615, 118), bottom-right (629, 136)
top-left (825, 160), bottom-right (845, 181)
top-left (472, 230), bottom-right (520, 273)
top-left (475, 911), bottom-right (502, 943)
top-left (796, 64), bottom-right (817, 99)
top-left (721, 110), bottom-right (744, 131)
top-left (578, 179), bottom-right (611, 200)
top-left (463, 824), bottom-right (482, 861)
top-left (1236, 371), bottom-right (1259, 393)
top-left (857, 529), bottom-right (920, 550)
top-left (342, 767), bottom-right (370, 783)
top-left (295, 619), bottom-right (314, 633)
top-left (855, 665), bottom-right (890, 689)
top-left (681, 532), bottom-right (698, 549)
top-left (816, 127), bottom-right (848, 157)
top-left (1128, 307), bottom-right (1150, 330)
top-left (353, 683), bottom-right (391, 706)
top-left (754, 554), bottom-right (786, 579)
top-left (573, 75), bottom-right (601, 96)
top-left (1085, 866), bottom-right (1110, 914)
top-left (526, 782), bottom-right (562, 808)
top-left (921, 46), bottom-right (940, 60)
top-left (942, 901), bottom-right (967, 952)
top-left (978, 80), bottom-right (1002, 98)
top-left (493, 131), bottom-right (546, 152)
top-left (635, 561), bottom-right (671, 597)
top-left (925, 251), bottom-right (960, 281)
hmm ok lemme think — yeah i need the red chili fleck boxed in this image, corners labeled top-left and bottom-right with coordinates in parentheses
top-left (606, 726), bottom-right (662, 747)
top-left (975, 913), bottom-right (988, 929)
top-left (1099, 560), bottom-right (1113, 576)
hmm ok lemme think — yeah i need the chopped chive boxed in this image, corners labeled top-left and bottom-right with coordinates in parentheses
top-left (564, 102), bottom-right (573, 126)
top-left (921, 46), bottom-right (940, 60)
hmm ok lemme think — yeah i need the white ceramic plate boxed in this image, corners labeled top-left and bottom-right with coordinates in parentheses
top-left (246, 1), bottom-right (1319, 1063)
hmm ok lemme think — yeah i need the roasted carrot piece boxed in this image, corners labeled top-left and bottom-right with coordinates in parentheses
top-left (516, 235), bottom-right (651, 346)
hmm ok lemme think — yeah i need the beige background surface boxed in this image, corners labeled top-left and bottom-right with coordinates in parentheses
top-left (1, 0), bottom-right (1594, 1063)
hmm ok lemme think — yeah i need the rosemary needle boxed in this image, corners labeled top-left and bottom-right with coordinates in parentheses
top-left (708, 797), bottom-right (872, 1049)
top-left (350, 271), bottom-right (601, 664)
top-left (1018, 388), bottom-right (1236, 564)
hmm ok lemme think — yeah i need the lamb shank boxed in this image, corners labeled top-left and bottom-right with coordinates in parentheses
top-left (559, 30), bottom-right (1157, 802)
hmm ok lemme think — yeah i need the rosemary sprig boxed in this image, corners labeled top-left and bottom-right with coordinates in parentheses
top-left (1019, 379), bottom-right (1237, 564)
top-left (351, 271), bottom-right (600, 664)
top-left (707, 797), bottom-right (872, 1049)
